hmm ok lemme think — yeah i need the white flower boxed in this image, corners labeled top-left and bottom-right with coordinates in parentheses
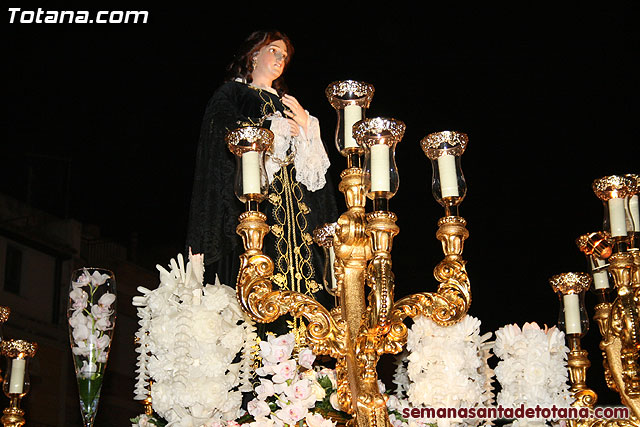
top-left (80, 360), bottom-right (98, 377)
top-left (72, 341), bottom-right (91, 356)
top-left (68, 310), bottom-right (89, 329)
top-left (403, 314), bottom-right (494, 426)
top-left (248, 418), bottom-right (282, 427)
top-left (283, 378), bottom-right (316, 408)
top-left (297, 348), bottom-right (315, 369)
top-left (98, 292), bottom-right (116, 308)
top-left (131, 414), bottom-right (156, 427)
top-left (493, 322), bottom-right (571, 421)
top-left (90, 270), bottom-right (111, 287)
top-left (69, 287), bottom-right (89, 310)
top-left (255, 378), bottom-right (276, 400)
top-left (271, 359), bottom-right (297, 384)
top-left (305, 412), bottom-right (336, 427)
top-left (133, 253), bottom-right (253, 424)
top-left (260, 334), bottom-right (295, 365)
top-left (94, 314), bottom-right (113, 331)
top-left (72, 321), bottom-right (91, 342)
top-left (248, 399), bottom-right (271, 418)
top-left (73, 271), bottom-right (91, 288)
top-left (329, 392), bottom-right (341, 411)
top-left (275, 403), bottom-right (307, 425)
top-left (310, 379), bottom-right (326, 400)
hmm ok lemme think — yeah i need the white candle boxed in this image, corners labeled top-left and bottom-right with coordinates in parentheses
top-left (628, 195), bottom-right (639, 232)
top-left (328, 247), bottom-right (337, 290)
top-left (370, 144), bottom-right (390, 192)
top-left (563, 294), bottom-right (582, 334)
top-left (591, 258), bottom-right (610, 290)
top-left (437, 154), bottom-right (459, 198)
top-left (343, 104), bottom-right (362, 149)
top-left (9, 358), bottom-right (26, 394)
top-left (608, 198), bottom-right (627, 237)
top-left (241, 151), bottom-right (261, 195)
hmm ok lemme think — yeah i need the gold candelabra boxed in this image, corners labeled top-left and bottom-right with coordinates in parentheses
top-left (0, 307), bottom-right (10, 385)
top-left (229, 80), bottom-right (472, 427)
top-left (1, 339), bottom-right (37, 427)
top-left (551, 174), bottom-right (639, 427)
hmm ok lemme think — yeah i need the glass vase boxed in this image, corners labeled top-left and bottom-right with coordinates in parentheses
top-left (68, 267), bottom-right (117, 426)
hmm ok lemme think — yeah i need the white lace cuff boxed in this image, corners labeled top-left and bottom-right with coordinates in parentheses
top-left (293, 115), bottom-right (330, 192)
top-left (264, 114), bottom-right (330, 192)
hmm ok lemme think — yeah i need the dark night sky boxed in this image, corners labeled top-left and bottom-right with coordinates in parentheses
top-left (4, 4), bottom-right (638, 403)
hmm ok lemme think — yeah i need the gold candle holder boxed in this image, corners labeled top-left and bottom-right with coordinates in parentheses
top-left (226, 126), bottom-right (274, 211)
top-left (592, 175), bottom-right (634, 253)
top-left (549, 272), bottom-right (597, 409)
top-left (576, 232), bottom-right (613, 309)
top-left (325, 80), bottom-right (375, 167)
top-left (313, 222), bottom-right (340, 300)
top-left (421, 131), bottom-right (468, 217)
top-left (1, 339), bottom-right (37, 427)
top-left (0, 307), bottom-right (9, 385)
top-left (353, 117), bottom-right (405, 212)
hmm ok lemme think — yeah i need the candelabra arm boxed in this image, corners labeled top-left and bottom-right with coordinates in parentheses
top-left (235, 210), bottom-right (346, 359)
top-left (567, 336), bottom-right (598, 409)
top-left (365, 211), bottom-right (399, 331)
top-left (384, 216), bottom-right (471, 353)
top-left (594, 302), bottom-right (613, 338)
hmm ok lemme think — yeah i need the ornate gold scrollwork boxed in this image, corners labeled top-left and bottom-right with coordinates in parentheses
top-left (234, 140), bottom-right (472, 427)
top-left (604, 252), bottom-right (640, 418)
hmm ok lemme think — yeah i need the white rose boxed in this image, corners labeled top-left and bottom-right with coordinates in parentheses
top-left (329, 392), bottom-right (342, 411)
top-left (310, 380), bottom-right (326, 400)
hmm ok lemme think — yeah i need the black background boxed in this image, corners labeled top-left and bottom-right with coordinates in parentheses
top-left (4, 3), bottom-right (638, 407)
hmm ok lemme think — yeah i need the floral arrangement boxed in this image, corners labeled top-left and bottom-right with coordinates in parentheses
top-left (68, 269), bottom-right (116, 415)
top-left (387, 315), bottom-right (494, 427)
top-left (132, 252), bottom-right (257, 427)
top-left (128, 252), bottom-right (575, 427)
top-left (69, 269), bottom-right (116, 377)
top-left (493, 322), bottom-right (571, 426)
top-left (244, 332), bottom-right (341, 427)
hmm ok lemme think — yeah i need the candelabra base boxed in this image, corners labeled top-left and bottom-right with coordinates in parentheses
top-left (1, 398), bottom-right (25, 427)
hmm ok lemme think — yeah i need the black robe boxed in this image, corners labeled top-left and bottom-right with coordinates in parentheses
top-left (186, 80), bottom-right (338, 309)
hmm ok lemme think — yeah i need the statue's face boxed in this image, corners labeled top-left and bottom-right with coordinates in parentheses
top-left (252, 40), bottom-right (288, 82)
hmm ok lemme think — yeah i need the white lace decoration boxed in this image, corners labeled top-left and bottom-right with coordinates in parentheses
top-left (132, 252), bottom-right (256, 427)
top-left (265, 113), bottom-right (330, 192)
top-left (493, 323), bottom-right (571, 427)
top-left (403, 315), bottom-right (495, 427)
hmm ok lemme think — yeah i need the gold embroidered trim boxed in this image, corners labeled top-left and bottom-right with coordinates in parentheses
top-left (268, 165), bottom-right (320, 296)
